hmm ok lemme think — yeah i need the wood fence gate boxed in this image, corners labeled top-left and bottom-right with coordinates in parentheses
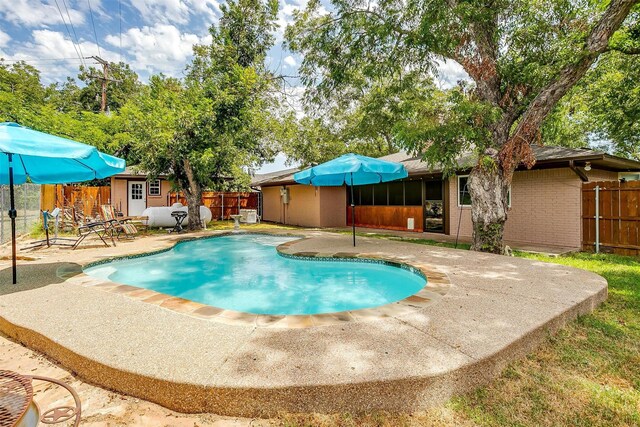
top-left (582, 181), bottom-right (640, 256)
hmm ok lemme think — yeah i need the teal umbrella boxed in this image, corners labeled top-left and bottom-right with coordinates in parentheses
top-left (293, 153), bottom-right (408, 246)
top-left (0, 122), bottom-right (126, 283)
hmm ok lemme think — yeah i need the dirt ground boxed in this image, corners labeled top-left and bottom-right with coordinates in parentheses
top-left (0, 333), bottom-right (270, 427)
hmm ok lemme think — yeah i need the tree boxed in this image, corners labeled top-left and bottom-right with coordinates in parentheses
top-left (544, 50), bottom-right (640, 158)
top-left (280, 73), bottom-right (437, 166)
top-left (125, 0), bottom-right (279, 230)
top-left (287, 0), bottom-right (639, 253)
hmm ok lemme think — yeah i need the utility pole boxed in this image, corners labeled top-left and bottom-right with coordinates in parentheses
top-left (85, 56), bottom-right (121, 113)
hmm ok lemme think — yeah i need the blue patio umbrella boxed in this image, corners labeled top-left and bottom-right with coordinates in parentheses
top-left (294, 153), bottom-right (408, 246)
top-left (0, 122), bottom-right (126, 283)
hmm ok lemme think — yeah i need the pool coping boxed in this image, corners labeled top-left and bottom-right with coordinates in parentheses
top-left (0, 229), bottom-right (608, 416)
top-left (64, 232), bottom-right (451, 328)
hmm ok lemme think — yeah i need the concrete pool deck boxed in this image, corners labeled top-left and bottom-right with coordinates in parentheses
top-left (0, 230), bottom-right (607, 416)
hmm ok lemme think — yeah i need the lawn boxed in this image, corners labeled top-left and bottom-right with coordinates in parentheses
top-left (275, 246), bottom-right (640, 426)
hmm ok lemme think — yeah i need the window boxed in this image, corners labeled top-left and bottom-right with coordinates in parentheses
top-left (148, 179), bottom-right (161, 196)
top-left (458, 175), bottom-right (511, 207)
top-left (374, 183), bottom-right (388, 205)
top-left (388, 181), bottom-right (404, 205)
top-left (131, 183), bottom-right (143, 200)
top-left (457, 176), bottom-right (472, 206)
top-left (360, 185), bottom-right (374, 205)
top-left (404, 180), bottom-right (423, 205)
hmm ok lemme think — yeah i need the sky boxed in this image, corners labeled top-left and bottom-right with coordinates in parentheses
top-left (0, 0), bottom-right (468, 173)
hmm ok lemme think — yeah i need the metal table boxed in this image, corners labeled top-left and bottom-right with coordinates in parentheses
top-left (170, 211), bottom-right (188, 233)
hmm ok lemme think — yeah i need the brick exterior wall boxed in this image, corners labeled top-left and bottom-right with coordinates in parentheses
top-left (447, 168), bottom-right (619, 249)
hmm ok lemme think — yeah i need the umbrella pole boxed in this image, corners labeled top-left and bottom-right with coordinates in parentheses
top-left (350, 173), bottom-right (355, 247)
top-left (8, 153), bottom-right (17, 284)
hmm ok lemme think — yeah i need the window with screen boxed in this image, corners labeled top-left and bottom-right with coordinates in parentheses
top-left (148, 179), bottom-right (161, 196)
top-left (373, 183), bottom-right (388, 205)
top-left (388, 181), bottom-right (404, 205)
top-left (360, 185), bottom-right (374, 205)
top-left (404, 180), bottom-right (422, 205)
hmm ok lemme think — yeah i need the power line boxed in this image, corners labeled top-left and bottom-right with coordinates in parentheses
top-left (53, 0), bottom-right (85, 67)
top-left (119, 0), bottom-right (123, 62)
top-left (61, 0), bottom-right (85, 67)
top-left (0, 58), bottom-right (86, 63)
top-left (87, 0), bottom-right (102, 57)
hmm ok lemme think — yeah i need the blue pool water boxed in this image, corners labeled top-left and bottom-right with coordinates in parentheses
top-left (84, 234), bottom-right (426, 315)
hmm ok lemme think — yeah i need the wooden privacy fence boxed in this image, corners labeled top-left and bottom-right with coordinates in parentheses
top-left (582, 180), bottom-right (640, 256)
top-left (168, 191), bottom-right (260, 220)
top-left (40, 184), bottom-right (111, 227)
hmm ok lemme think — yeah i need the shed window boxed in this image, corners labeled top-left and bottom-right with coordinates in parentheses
top-left (148, 179), bottom-right (161, 196)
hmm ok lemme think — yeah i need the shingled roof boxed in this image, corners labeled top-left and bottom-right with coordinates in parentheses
top-left (253, 145), bottom-right (640, 187)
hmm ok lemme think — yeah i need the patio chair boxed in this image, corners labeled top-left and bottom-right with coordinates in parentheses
top-left (101, 205), bottom-right (139, 240)
top-left (73, 221), bottom-right (113, 249)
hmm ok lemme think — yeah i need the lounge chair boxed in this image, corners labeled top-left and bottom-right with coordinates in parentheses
top-left (100, 205), bottom-right (139, 240)
top-left (73, 221), bottom-right (113, 249)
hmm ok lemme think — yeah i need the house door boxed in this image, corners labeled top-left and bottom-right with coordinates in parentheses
top-left (128, 181), bottom-right (146, 216)
top-left (424, 180), bottom-right (444, 233)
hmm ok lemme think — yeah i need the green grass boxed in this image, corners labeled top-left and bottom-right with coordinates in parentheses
top-left (272, 235), bottom-right (640, 426)
top-left (330, 229), bottom-right (473, 250)
top-left (449, 251), bottom-right (640, 426)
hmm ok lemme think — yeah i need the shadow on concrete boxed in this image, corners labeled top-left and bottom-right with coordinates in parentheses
top-left (0, 262), bottom-right (81, 296)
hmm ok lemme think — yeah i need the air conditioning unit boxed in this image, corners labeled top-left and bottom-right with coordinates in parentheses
top-left (239, 209), bottom-right (257, 224)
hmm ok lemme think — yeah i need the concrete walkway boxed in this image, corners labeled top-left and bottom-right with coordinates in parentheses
top-left (0, 229), bottom-right (607, 416)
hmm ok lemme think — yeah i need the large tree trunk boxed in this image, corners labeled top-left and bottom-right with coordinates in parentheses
top-left (468, 150), bottom-right (511, 254)
top-left (183, 159), bottom-right (203, 231)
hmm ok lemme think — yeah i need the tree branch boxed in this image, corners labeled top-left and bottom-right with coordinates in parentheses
top-left (608, 45), bottom-right (640, 55)
top-left (508, 0), bottom-right (638, 153)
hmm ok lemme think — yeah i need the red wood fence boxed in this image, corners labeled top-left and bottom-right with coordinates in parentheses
top-left (168, 191), bottom-right (259, 220)
top-left (582, 181), bottom-right (640, 256)
top-left (40, 184), bottom-right (111, 226)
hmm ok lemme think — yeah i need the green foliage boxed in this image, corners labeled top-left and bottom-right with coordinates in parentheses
top-left (544, 50), bottom-right (640, 158)
top-left (124, 0), bottom-right (280, 199)
top-left (0, 60), bottom-right (129, 159)
top-left (286, 0), bottom-right (639, 171)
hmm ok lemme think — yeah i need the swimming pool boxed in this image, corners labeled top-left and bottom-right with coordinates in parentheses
top-left (84, 234), bottom-right (427, 315)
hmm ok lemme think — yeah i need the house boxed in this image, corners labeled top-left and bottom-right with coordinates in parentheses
top-left (253, 146), bottom-right (640, 250)
top-left (110, 167), bottom-right (172, 216)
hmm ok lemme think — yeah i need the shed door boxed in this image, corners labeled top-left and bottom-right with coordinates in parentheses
top-left (128, 181), bottom-right (146, 216)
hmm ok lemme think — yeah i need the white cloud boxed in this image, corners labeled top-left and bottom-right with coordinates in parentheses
top-left (434, 59), bottom-right (470, 88)
top-left (0, 0), bottom-right (85, 27)
top-left (0, 30), bottom-right (10, 48)
top-left (129, 0), bottom-right (220, 26)
top-left (105, 24), bottom-right (206, 76)
top-left (2, 30), bottom-right (118, 83)
top-left (283, 55), bottom-right (296, 67)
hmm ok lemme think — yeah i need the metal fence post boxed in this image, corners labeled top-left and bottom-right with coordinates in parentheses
top-left (595, 185), bottom-right (600, 254)
top-left (23, 184), bottom-right (27, 233)
top-left (1, 185), bottom-right (4, 244)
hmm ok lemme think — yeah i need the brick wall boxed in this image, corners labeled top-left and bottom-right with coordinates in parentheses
top-left (447, 167), bottom-right (618, 249)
